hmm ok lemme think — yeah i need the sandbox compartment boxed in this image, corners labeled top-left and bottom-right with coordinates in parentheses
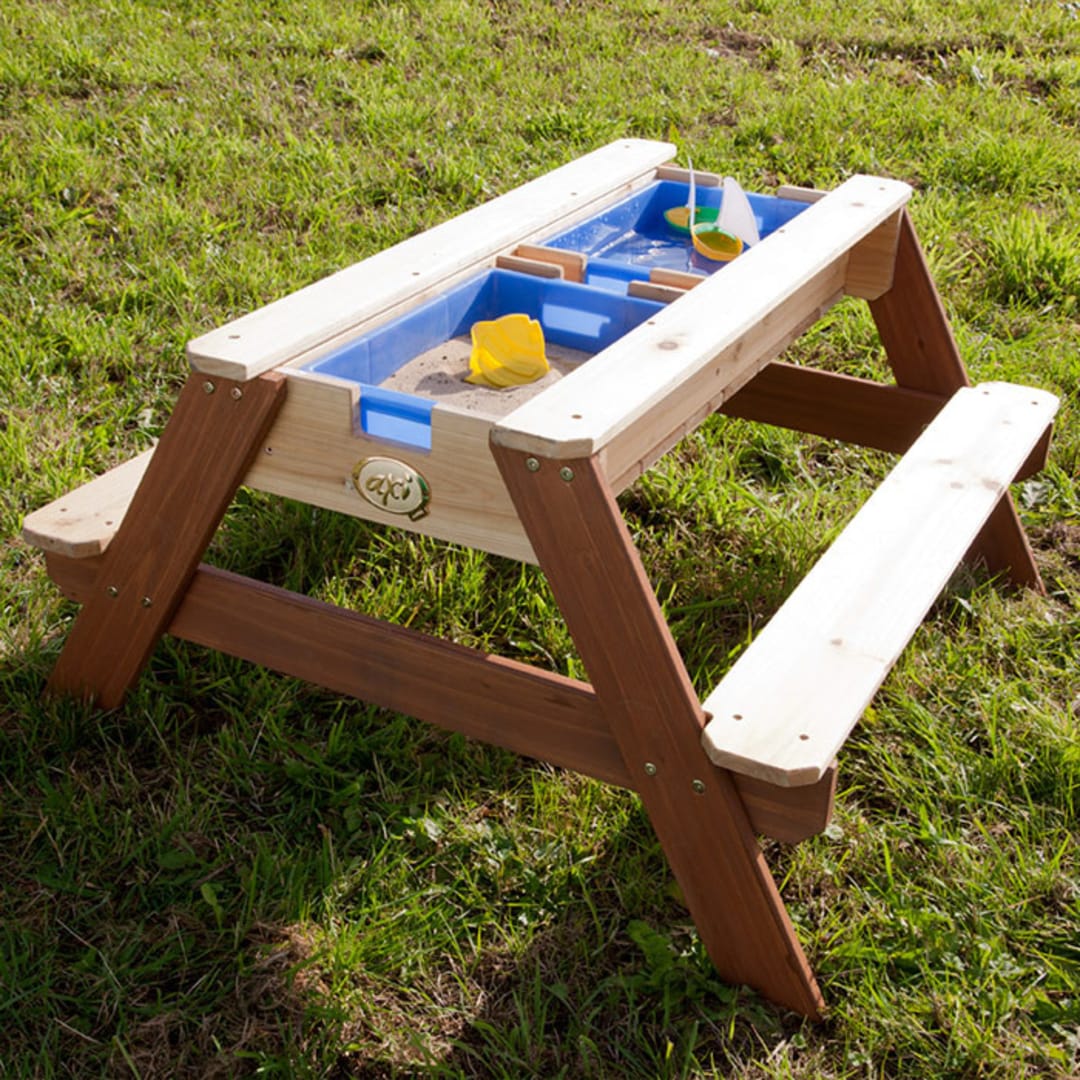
top-left (303, 268), bottom-right (665, 447)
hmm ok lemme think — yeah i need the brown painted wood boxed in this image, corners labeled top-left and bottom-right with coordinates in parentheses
top-left (494, 445), bottom-right (825, 1018)
top-left (736, 765), bottom-right (837, 845)
top-left (869, 211), bottom-right (1042, 590)
top-left (47, 372), bottom-right (287, 708)
top-left (46, 551), bottom-right (837, 843)
top-left (722, 363), bottom-right (945, 455)
top-left (46, 552), bottom-right (627, 785)
top-left (720, 364), bottom-right (1051, 480)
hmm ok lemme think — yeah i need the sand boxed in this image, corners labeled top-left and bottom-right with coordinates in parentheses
top-left (379, 336), bottom-right (591, 420)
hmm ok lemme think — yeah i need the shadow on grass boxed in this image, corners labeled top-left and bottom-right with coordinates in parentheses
top-left (0, 620), bottom-right (814, 1078)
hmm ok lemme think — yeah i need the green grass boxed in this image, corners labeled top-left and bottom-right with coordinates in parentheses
top-left (2, 0), bottom-right (1079, 1075)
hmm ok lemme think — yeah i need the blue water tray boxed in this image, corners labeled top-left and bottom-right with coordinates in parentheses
top-left (547, 180), bottom-right (811, 284)
top-left (306, 269), bottom-right (664, 449)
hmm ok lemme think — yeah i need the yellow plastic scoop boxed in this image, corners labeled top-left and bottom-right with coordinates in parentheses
top-left (466, 313), bottom-right (549, 388)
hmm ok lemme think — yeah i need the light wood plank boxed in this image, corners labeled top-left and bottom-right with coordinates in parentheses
top-left (701, 382), bottom-right (1059, 787)
top-left (22, 449), bottom-right (154, 559)
top-left (844, 210), bottom-right (902, 299)
top-left (649, 267), bottom-right (703, 291)
top-left (492, 175), bottom-right (912, 460)
top-left (188, 140), bottom-right (674, 381)
top-left (655, 165), bottom-right (723, 187)
top-left (627, 280), bottom-right (684, 304)
top-left (512, 244), bottom-right (587, 283)
top-left (775, 185), bottom-right (826, 203)
top-left (494, 254), bottom-right (563, 279)
top-left (242, 370), bottom-right (537, 563)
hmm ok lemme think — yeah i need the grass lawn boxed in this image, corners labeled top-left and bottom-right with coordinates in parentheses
top-left (1, 0), bottom-right (1079, 1075)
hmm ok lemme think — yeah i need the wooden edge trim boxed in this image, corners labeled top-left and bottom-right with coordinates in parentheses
top-left (627, 280), bottom-right (684, 304)
top-left (44, 552), bottom-right (830, 842)
top-left (656, 164), bottom-right (723, 187)
top-left (512, 244), bottom-right (587, 283)
top-left (495, 254), bottom-right (563, 279)
top-left (776, 185), bottom-right (827, 203)
top-left (649, 267), bottom-right (703, 291)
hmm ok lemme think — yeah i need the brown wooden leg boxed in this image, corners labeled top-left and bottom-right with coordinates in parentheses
top-left (494, 445), bottom-right (825, 1018)
top-left (47, 371), bottom-right (287, 707)
top-left (869, 210), bottom-right (1042, 590)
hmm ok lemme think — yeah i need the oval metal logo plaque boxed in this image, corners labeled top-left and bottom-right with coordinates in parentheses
top-left (352, 457), bottom-right (430, 521)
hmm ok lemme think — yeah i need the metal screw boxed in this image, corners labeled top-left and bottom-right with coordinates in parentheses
top-left (644, 762), bottom-right (657, 777)
top-left (141, 596), bottom-right (153, 608)
top-left (106, 585), bottom-right (119, 598)
top-left (203, 381), bottom-right (215, 394)
top-left (692, 779), bottom-right (706, 795)
top-left (559, 466), bottom-right (575, 482)
top-left (230, 387), bottom-right (243, 400)
top-left (525, 457), bottom-right (540, 472)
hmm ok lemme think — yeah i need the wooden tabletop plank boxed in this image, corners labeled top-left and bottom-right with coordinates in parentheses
top-left (187, 139), bottom-right (673, 381)
top-left (491, 174), bottom-right (912, 459)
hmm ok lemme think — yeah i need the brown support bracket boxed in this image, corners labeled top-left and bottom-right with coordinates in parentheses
top-left (493, 444), bottom-right (825, 1019)
top-left (869, 211), bottom-right (1043, 591)
top-left (47, 371), bottom-right (287, 708)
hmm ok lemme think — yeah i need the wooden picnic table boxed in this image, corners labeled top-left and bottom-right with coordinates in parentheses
top-left (24, 140), bottom-right (1059, 1017)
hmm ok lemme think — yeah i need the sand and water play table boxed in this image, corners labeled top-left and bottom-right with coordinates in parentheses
top-left (24, 140), bottom-right (1060, 1016)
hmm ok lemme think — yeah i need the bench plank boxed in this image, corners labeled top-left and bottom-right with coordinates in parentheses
top-left (701, 382), bottom-right (1059, 787)
top-left (21, 449), bottom-right (154, 559)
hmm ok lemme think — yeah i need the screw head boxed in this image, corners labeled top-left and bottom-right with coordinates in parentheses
top-left (105, 585), bottom-right (119, 598)
top-left (230, 386), bottom-right (243, 400)
top-left (525, 457), bottom-right (540, 472)
top-left (559, 466), bottom-right (575, 482)
top-left (203, 381), bottom-right (216, 394)
top-left (141, 596), bottom-right (153, 608)
top-left (692, 779), bottom-right (706, 795)
top-left (644, 762), bottom-right (658, 777)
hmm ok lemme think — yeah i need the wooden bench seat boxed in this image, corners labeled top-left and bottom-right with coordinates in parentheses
top-left (22, 449), bottom-right (153, 559)
top-left (701, 381), bottom-right (1060, 788)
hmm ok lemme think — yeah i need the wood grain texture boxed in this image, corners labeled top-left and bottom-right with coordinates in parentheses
top-left (492, 175), bottom-right (911, 461)
top-left (844, 210), bottom-right (902, 299)
top-left (721, 364), bottom-right (1051, 479)
top-left (512, 244), bottom-right (587, 283)
top-left (627, 280), bottom-right (685, 304)
top-left (649, 267), bottom-right (704, 291)
top-left (494, 254), bottom-right (563, 279)
top-left (702, 383), bottom-right (1059, 786)
top-left (22, 449), bottom-right (154, 559)
top-left (243, 370), bottom-right (537, 563)
top-left (721, 362), bottom-right (945, 451)
top-left (869, 210), bottom-right (1043, 590)
top-left (45, 551), bottom-right (835, 842)
top-left (46, 372), bottom-right (287, 708)
top-left (495, 444), bottom-right (824, 1018)
top-left (187, 139), bottom-right (673, 381)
